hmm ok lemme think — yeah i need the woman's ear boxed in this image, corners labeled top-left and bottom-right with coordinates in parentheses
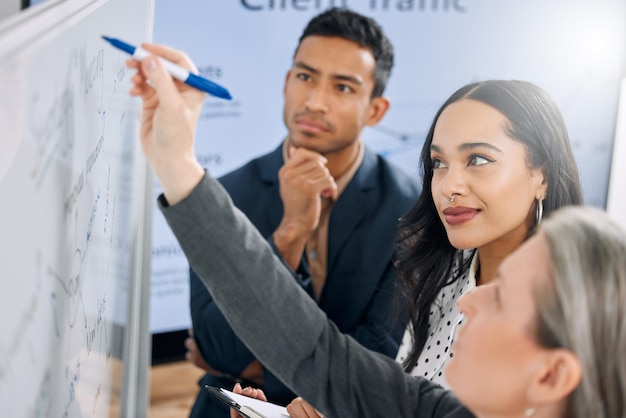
top-left (526, 349), bottom-right (582, 406)
top-left (533, 166), bottom-right (549, 201)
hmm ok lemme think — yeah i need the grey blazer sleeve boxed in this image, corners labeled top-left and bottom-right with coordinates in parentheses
top-left (159, 173), bottom-right (474, 418)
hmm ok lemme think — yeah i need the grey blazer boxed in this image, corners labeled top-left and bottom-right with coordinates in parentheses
top-left (159, 173), bottom-right (475, 418)
top-left (190, 143), bottom-right (420, 411)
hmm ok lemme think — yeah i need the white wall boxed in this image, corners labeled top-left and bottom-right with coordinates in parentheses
top-left (607, 79), bottom-right (626, 229)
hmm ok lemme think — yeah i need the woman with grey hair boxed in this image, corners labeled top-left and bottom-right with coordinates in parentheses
top-left (127, 44), bottom-right (626, 417)
top-left (532, 206), bottom-right (626, 418)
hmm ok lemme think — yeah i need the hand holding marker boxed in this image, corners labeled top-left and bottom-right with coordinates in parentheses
top-left (102, 36), bottom-right (232, 100)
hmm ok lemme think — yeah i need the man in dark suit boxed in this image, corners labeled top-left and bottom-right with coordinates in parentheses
top-left (187, 8), bottom-right (420, 417)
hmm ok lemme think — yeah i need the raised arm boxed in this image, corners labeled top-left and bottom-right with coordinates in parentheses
top-left (129, 45), bottom-right (472, 418)
top-left (159, 171), bottom-right (470, 418)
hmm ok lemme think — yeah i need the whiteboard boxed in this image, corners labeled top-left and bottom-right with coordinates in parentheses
top-left (0, 0), bottom-right (153, 416)
top-left (150, 0), bottom-right (626, 336)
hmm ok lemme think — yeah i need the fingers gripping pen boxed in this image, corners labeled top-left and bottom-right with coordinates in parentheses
top-left (102, 36), bottom-right (232, 100)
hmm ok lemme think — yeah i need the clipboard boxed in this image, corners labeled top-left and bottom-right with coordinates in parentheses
top-left (205, 385), bottom-right (288, 418)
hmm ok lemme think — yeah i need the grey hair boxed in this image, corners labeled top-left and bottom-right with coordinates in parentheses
top-left (536, 206), bottom-right (626, 417)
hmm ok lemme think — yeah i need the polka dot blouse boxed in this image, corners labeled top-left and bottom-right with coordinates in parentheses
top-left (395, 251), bottom-right (477, 388)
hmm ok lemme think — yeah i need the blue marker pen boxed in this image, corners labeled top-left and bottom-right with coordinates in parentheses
top-left (102, 36), bottom-right (232, 100)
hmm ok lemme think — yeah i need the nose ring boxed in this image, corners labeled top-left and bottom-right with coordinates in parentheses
top-left (446, 193), bottom-right (457, 203)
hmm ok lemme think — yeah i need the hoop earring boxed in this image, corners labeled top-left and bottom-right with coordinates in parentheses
top-left (525, 407), bottom-right (536, 417)
top-left (535, 199), bottom-right (543, 226)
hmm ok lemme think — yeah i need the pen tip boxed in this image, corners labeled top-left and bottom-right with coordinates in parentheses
top-left (102, 35), bottom-right (111, 42)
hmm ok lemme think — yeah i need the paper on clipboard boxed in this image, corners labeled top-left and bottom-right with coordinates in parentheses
top-left (220, 388), bottom-right (291, 418)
